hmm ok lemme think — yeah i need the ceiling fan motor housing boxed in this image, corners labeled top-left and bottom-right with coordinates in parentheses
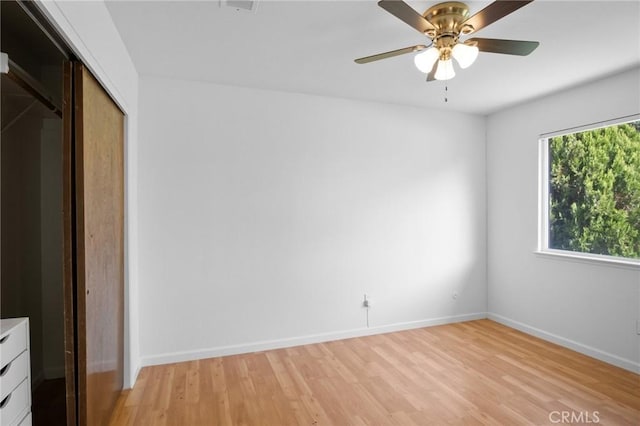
top-left (423, 2), bottom-right (473, 60)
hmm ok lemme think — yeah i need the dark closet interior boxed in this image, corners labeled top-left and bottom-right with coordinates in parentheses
top-left (2, 1), bottom-right (67, 424)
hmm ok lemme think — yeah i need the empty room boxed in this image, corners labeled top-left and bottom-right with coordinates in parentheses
top-left (0, 1), bottom-right (638, 425)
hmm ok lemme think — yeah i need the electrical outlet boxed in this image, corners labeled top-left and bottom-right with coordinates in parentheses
top-left (636, 320), bottom-right (640, 335)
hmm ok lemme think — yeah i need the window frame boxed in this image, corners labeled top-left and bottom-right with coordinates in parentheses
top-left (537, 114), bottom-right (640, 269)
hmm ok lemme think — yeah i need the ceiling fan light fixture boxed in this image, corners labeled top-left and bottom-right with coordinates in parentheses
top-left (451, 42), bottom-right (479, 69)
top-left (434, 58), bottom-right (455, 80)
top-left (414, 47), bottom-right (440, 73)
top-left (355, 1), bottom-right (540, 83)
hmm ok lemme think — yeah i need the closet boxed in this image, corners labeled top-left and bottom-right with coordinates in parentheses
top-left (2, 0), bottom-right (66, 424)
top-left (1, 2), bottom-right (124, 425)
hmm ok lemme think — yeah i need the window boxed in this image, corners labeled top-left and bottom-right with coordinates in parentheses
top-left (539, 116), bottom-right (640, 264)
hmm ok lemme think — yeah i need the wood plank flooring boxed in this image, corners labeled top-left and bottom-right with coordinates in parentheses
top-left (109, 320), bottom-right (640, 425)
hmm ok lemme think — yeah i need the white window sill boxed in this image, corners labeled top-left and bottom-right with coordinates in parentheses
top-left (535, 249), bottom-right (640, 271)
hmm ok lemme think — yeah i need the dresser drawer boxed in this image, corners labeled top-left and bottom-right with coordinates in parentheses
top-left (17, 412), bottom-right (31, 426)
top-left (0, 321), bottom-right (27, 369)
top-left (0, 351), bottom-right (29, 401)
top-left (0, 378), bottom-right (29, 426)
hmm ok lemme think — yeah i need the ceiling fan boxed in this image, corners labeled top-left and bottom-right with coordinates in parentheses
top-left (355, 0), bottom-right (539, 81)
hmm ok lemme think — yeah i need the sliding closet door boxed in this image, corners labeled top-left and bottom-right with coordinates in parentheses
top-left (62, 60), bottom-right (77, 426)
top-left (74, 63), bottom-right (124, 426)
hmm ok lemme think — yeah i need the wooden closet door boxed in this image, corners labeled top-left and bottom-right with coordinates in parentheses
top-left (62, 60), bottom-right (77, 426)
top-left (74, 63), bottom-right (124, 426)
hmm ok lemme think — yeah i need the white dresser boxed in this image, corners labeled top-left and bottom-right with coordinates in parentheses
top-left (0, 318), bottom-right (31, 426)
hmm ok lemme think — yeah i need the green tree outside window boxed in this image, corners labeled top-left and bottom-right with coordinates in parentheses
top-left (548, 120), bottom-right (640, 259)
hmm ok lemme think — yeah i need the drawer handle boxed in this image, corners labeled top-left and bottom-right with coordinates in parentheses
top-left (0, 393), bottom-right (11, 409)
top-left (0, 335), bottom-right (8, 344)
top-left (0, 362), bottom-right (10, 376)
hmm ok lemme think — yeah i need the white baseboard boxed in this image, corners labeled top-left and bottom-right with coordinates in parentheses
top-left (488, 313), bottom-right (640, 374)
top-left (129, 362), bottom-right (142, 389)
top-left (31, 370), bottom-right (44, 390)
top-left (33, 365), bottom-right (66, 388)
top-left (44, 365), bottom-right (66, 380)
top-left (141, 312), bottom-right (488, 367)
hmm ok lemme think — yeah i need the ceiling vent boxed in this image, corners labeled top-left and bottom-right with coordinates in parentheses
top-left (220, 0), bottom-right (259, 12)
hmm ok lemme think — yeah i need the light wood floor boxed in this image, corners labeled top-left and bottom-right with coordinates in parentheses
top-left (109, 320), bottom-right (639, 425)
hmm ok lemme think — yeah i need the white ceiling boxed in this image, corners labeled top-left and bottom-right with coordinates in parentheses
top-left (105, 0), bottom-right (640, 115)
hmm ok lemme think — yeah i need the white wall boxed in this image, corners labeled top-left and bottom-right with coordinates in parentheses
top-left (41, 118), bottom-right (64, 379)
top-left (138, 77), bottom-right (487, 365)
top-left (487, 67), bottom-right (640, 372)
top-left (1, 108), bottom-right (44, 385)
top-left (37, 0), bottom-right (140, 387)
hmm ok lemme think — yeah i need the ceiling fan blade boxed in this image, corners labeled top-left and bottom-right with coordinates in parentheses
top-left (462, 1), bottom-right (534, 34)
top-left (469, 38), bottom-right (539, 56)
top-left (426, 61), bottom-right (437, 81)
top-left (378, 0), bottom-right (435, 35)
top-left (355, 45), bottom-right (427, 64)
